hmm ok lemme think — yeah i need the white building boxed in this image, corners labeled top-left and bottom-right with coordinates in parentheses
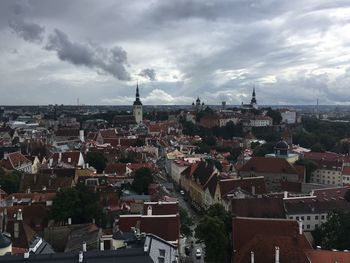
top-left (133, 84), bottom-right (143, 124)
top-left (279, 109), bottom-right (297, 124)
top-left (309, 160), bottom-right (343, 186)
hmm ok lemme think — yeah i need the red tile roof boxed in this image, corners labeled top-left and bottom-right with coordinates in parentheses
top-left (342, 166), bottom-right (350, 175)
top-left (118, 214), bottom-right (180, 243)
top-left (219, 177), bottom-right (266, 198)
top-left (50, 151), bottom-right (82, 167)
top-left (104, 163), bottom-right (126, 175)
top-left (233, 217), bottom-right (311, 263)
top-left (0, 152), bottom-right (31, 170)
top-left (305, 249), bottom-right (350, 263)
top-left (304, 151), bottom-right (350, 162)
top-left (99, 129), bottom-right (118, 139)
top-left (239, 157), bottom-right (299, 175)
top-left (231, 198), bottom-right (285, 218)
top-left (143, 201), bottom-right (179, 215)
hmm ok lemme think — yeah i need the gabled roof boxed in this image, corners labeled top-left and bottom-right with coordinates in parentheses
top-left (55, 129), bottom-right (79, 137)
top-left (219, 177), bottom-right (266, 198)
top-left (233, 217), bottom-right (311, 263)
top-left (192, 161), bottom-right (216, 187)
top-left (305, 249), bottom-right (350, 263)
top-left (49, 151), bottom-right (82, 167)
top-left (231, 198), bottom-right (285, 218)
top-left (143, 201), bottom-right (179, 215)
top-left (1, 152), bottom-right (32, 170)
top-left (239, 157), bottom-right (299, 175)
top-left (119, 214), bottom-right (180, 243)
top-left (104, 163), bottom-right (127, 175)
top-left (99, 129), bottom-right (118, 139)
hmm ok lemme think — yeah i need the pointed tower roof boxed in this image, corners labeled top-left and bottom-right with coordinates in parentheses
top-left (133, 83), bottom-right (142, 106)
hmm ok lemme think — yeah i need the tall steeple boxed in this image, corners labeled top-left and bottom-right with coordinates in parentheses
top-left (133, 82), bottom-right (142, 106)
top-left (251, 87), bottom-right (257, 104)
top-left (133, 83), bottom-right (143, 124)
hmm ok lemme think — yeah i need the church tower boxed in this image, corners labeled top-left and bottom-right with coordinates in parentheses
top-left (250, 87), bottom-right (258, 109)
top-left (133, 83), bottom-right (143, 124)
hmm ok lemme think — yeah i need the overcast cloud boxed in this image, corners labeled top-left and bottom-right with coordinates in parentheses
top-left (1, 0), bottom-right (350, 105)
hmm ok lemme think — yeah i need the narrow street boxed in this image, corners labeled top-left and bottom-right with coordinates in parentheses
top-left (156, 157), bottom-right (205, 263)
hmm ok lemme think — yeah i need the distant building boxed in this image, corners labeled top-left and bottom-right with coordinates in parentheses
top-left (191, 97), bottom-right (205, 112)
top-left (241, 88), bottom-right (258, 110)
top-left (133, 84), bottom-right (143, 124)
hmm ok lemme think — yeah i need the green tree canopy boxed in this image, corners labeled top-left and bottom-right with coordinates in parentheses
top-left (50, 184), bottom-right (101, 225)
top-left (179, 207), bottom-right (193, 237)
top-left (86, 151), bottom-right (107, 173)
top-left (0, 169), bottom-right (22, 194)
top-left (131, 167), bottom-right (153, 194)
top-left (266, 108), bottom-right (282, 125)
top-left (313, 210), bottom-right (350, 250)
top-left (195, 204), bottom-right (232, 263)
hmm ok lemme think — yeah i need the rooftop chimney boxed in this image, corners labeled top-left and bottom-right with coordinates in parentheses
top-left (298, 219), bottom-right (303, 235)
top-left (17, 209), bottom-right (23, 221)
top-left (147, 205), bottom-right (152, 216)
top-left (251, 185), bottom-right (255, 195)
top-left (80, 130), bottom-right (85, 143)
top-left (78, 251), bottom-right (83, 263)
top-left (68, 218), bottom-right (72, 225)
top-left (275, 246), bottom-right (280, 263)
top-left (283, 191), bottom-right (288, 199)
top-left (251, 251), bottom-right (254, 263)
top-left (100, 241), bottom-right (104, 251)
top-left (24, 252), bottom-right (30, 259)
top-left (82, 242), bottom-right (87, 252)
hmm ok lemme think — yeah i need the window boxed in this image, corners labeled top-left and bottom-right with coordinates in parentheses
top-left (159, 249), bottom-right (165, 257)
top-left (158, 258), bottom-right (165, 263)
top-left (289, 216), bottom-right (293, 220)
top-left (296, 216), bottom-right (299, 220)
top-left (301, 216), bottom-right (304, 220)
top-left (307, 225), bottom-right (310, 229)
top-left (307, 216), bottom-right (310, 220)
top-left (315, 216), bottom-right (318, 220)
top-left (321, 215), bottom-right (325, 220)
top-left (315, 224), bottom-right (318, 228)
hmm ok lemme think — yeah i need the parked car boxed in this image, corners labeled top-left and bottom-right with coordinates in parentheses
top-left (195, 248), bottom-right (201, 259)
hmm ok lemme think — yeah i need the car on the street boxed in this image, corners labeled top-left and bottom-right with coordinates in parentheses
top-left (195, 248), bottom-right (201, 259)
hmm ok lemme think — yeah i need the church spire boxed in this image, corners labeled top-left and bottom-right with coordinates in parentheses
top-left (133, 83), bottom-right (142, 106)
top-left (136, 82), bottom-right (140, 99)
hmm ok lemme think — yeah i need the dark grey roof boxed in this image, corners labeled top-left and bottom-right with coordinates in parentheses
top-left (0, 248), bottom-right (154, 263)
top-left (0, 233), bottom-right (11, 249)
top-left (284, 200), bottom-right (350, 214)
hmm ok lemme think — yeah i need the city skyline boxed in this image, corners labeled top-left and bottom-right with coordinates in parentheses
top-left (1, 0), bottom-right (350, 105)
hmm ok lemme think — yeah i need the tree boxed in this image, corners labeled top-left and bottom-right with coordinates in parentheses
top-left (50, 184), bottom-right (101, 224)
top-left (253, 142), bottom-right (275, 157)
top-left (195, 216), bottom-right (229, 263)
top-left (195, 204), bottom-right (232, 263)
top-left (131, 168), bottom-right (153, 194)
top-left (86, 151), bottom-right (107, 173)
top-left (0, 169), bottom-right (22, 194)
top-left (179, 207), bottom-right (193, 237)
top-left (295, 158), bottom-right (318, 183)
top-left (313, 210), bottom-right (350, 250)
top-left (266, 108), bottom-right (282, 125)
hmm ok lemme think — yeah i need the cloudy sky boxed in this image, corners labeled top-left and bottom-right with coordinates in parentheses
top-left (1, 0), bottom-right (350, 105)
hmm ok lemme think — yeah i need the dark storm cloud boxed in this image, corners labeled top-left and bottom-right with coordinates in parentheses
top-left (8, 19), bottom-right (45, 43)
top-left (45, 29), bottom-right (131, 81)
top-left (139, 68), bottom-right (157, 81)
